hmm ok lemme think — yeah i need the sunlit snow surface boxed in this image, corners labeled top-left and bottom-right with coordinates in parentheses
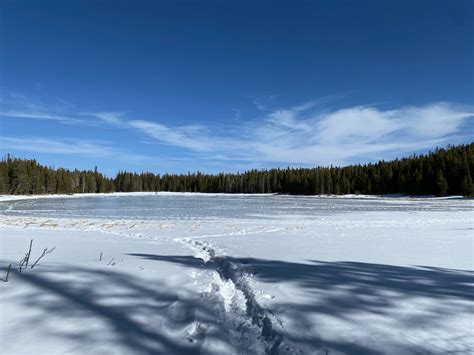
top-left (0, 193), bottom-right (473, 354)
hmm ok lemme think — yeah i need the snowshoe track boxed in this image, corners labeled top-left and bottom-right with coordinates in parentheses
top-left (178, 238), bottom-right (298, 355)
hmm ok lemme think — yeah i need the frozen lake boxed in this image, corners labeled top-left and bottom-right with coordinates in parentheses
top-left (0, 193), bottom-right (473, 354)
top-left (0, 193), bottom-right (471, 220)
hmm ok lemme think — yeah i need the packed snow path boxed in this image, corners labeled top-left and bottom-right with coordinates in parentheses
top-left (176, 238), bottom-right (292, 354)
top-left (0, 193), bottom-right (473, 354)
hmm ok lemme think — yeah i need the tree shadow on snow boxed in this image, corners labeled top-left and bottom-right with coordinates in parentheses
top-left (129, 253), bottom-right (474, 354)
top-left (4, 254), bottom-right (472, 355)
top-left (4, 265), bottom-right (232, 355)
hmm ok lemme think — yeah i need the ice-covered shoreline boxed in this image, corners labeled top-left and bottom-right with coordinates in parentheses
top-left (0, 191), bottom-right (468, 203)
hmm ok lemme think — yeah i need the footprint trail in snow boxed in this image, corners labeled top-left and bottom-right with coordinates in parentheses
top-left (177, 237), bottom-right (299, 355)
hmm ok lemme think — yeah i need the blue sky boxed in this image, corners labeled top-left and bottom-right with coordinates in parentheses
top-left (0, 0), bottom-right (473, 176)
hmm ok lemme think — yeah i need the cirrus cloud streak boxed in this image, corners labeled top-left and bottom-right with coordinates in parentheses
top-left (1, 96), bottom-right (472, 169)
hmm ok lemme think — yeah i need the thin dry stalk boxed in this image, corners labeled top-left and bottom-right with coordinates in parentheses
top-left (18, 255), bottom-right (27, 272)
top-left (24, 239), bottom-right (33, 269)
top-left (2, 264), bottom-right (12, 282)
top-left (30, 247), bottom-right (56, 269)
top-left (107, 257), bottom-right (115, 266)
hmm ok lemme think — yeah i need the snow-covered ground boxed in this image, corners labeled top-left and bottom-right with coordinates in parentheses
top-left (0, 194), bottom-right (472, 354)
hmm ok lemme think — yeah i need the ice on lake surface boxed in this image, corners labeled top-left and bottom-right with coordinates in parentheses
top-left (0, 193), bottom-right (473, 355)
top-left (0, 193), bottom-right (471, 220)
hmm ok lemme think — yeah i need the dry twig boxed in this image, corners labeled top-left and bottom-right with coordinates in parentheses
top-left (2, 264), bottom-right (12, 282)
top-left (30, 247), bottom-right (56, 269)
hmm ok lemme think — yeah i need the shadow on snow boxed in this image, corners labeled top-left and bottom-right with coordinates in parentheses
top-left (4, 266), bottom-right (230, 355)
top-left (2, 254), bottom-right (472, 354)
top-left (129, 253), bottom-right (473, 354)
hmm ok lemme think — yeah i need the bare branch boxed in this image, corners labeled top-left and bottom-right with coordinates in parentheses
top-left (24, 239), bottom-right (33, 269)
top-left (30, 247), bottom-right (56, 269)
top-left (18, 254), bottom-right (27, 273)
top-left (2, 264), bottom-right (12, 282)
top-left (18, 239), bottom-right (34, 273)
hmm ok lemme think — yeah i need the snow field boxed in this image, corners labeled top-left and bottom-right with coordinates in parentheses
top-left (0, 195), bottom-right (473, 354)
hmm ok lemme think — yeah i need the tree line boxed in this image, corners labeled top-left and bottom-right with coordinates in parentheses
top-left (1, 143), bottom-right (473, 197)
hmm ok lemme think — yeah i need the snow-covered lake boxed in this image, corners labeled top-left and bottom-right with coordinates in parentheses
top-left (0, 193), bottom-right (471, 220)
top-left (0, 193), bottom-right (473, 354)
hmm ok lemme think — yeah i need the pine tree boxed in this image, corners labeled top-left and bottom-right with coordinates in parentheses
top-left (461, 173), bottom-right (473, 197)
top-left (435, 170), bottom-right (448, 196)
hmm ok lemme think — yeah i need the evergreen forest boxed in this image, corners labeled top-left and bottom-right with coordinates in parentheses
top-left (1, 143), bottom-right (473, 197)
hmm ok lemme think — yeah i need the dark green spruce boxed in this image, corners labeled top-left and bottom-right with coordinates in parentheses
top-left (1, 143), bottom-right (473, 197)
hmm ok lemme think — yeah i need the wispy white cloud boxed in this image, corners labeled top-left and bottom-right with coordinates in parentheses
top-left (0, 110), bottom-right (85, 125)
top-left (93, 112), bottom-right (125, 125)
top-left (247, 102), bottom-right (473, 165)
top-left (112, 101), bottom-right (472, 167)
top-left (0, 136), bottom-right (156, 163)
top-left (2, 92), bottom-right (473, 169)
top-left (128, 120), bottom-right (216, 152)
top-left (0, 93), bottom-right (90, 125)
top-left (0, 137), bottom-right (113, 156)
